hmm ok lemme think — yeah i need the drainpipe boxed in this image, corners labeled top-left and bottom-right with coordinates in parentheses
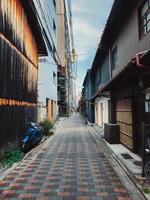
top-left (109, 49), bottom-right (112, 78)
top-left (135, 51), bottom-right (148, 67)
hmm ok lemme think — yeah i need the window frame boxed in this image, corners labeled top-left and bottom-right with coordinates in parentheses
top-left (53, 0), bottom-right (56, 8)
top-left (139, 0), bottom-right (150, 38)
top-left (53, 71), bottom-right (56, 85)
top-left (145, 87), bottom-right (150, 112)
top-left (53, 19), bottom-right (56, 31)
top-left (111, 45), bottom-right (118, 70)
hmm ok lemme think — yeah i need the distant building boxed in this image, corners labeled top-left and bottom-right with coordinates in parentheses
top-left (82, 69), bottom-right (95, 123)
top-left (56, 0), bottom-right (74, 116)
top-left (90, 52), bottom-right (110, 128)
top-left (0, 0), bottom-right (47, 155)
top-left (34, 0), bottom-right (59, 123)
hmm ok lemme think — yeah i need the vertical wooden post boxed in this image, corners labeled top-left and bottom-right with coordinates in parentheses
top-left (142, 122), bottom-right (145, 177)
top-left (109, 49), bottom-right (112, 79)
top-left (109, 92), bottom-right (116, 124)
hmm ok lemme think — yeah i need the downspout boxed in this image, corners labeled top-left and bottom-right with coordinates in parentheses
top-left (109, 49), bottom-right (112, 78)
top-left (135, 51), bottom-right (148, 67)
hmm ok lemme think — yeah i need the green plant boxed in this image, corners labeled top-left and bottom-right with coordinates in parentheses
top-left (42, 119), bottom-right (54, 136)
top-left (142, 187), bottom-right (150, 194)
top-left (60, 114), bottom-right (69, 117)
top-left (0, 144), bottom-right (24, 167)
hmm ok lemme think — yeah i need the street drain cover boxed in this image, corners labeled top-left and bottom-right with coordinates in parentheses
top-left (121, 153), bottom-right (133, 159)
top-left (133, 161), bottom-right (142, 166)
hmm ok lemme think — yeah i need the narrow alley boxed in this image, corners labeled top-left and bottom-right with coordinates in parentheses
top-left (0, 114), bottom-right (144, 200)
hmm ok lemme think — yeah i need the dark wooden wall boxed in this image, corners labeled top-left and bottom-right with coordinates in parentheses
top-left (0, 0), bottom-right (38, 66)
top-left (0, 0), bottom-right (38, 156)
top-left (112, 3), bottom-right (150, 77)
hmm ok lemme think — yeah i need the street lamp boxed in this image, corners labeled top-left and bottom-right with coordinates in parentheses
top-left (72, 48), bottom-right (77, 63)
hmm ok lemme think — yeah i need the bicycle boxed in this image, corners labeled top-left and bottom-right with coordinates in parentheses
top-left (144, 137), bottom-right (150, 179)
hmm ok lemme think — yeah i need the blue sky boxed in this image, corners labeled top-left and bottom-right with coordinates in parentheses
top-left (72, 0), bottom-right (114, 98)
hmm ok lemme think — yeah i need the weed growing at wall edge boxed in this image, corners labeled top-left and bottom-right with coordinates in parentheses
top-left (42, 119), bottom-right (54, 136)
top-left (0, 144), bottom-right (24, 168)
top-left (142, 186), bottom-right (150, 194)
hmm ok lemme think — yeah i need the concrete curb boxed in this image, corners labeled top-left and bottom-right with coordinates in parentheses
top-left (0, 144), bottom-right (39, 181)
top-left (88, 124), bottom-right (148, 200)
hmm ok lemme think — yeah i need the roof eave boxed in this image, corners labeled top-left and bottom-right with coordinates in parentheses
top-left (22, 0), bottom-right (47, 56)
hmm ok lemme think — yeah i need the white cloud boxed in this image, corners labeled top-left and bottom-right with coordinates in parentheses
top-left (71, 0), bottom-right (111, 62)
top-left (72, 0), bottom-right (114, 92)
top-left (72, 2), bottom-right (89, 14)
top-left (73, 17), bottom-right (102, 61)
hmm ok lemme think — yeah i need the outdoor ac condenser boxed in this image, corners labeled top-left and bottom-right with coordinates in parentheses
top-left (104, 123), bottom-right (120, 144)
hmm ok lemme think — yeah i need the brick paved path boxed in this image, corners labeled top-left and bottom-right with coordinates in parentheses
top-left (0, 114), bottom-right (133, 199)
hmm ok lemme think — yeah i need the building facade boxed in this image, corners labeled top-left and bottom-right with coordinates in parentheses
top-left (90, 51), bottom-right (110, 128)
top-left (34, 0), bottom-right (58, 123)
top-left (101, 0), bottom-right (150, 153)
top-left (82, 70), bottom-right (95, 123)
top-left (82, 50), bottom-right (110, 126)
top-left (82, 0), bottom-right (150, 154)
top-left (0, 0), bottom-right (46, 156)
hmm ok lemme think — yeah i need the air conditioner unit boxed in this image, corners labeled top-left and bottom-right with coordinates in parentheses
top-left (104, 123), bottom-right (120, 144)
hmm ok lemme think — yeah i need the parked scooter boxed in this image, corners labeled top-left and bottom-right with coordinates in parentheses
top-left (22, 119), bottom-right (44, 152)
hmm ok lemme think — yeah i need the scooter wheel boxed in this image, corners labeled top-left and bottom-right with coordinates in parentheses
top-left (22, 143), bottom-right (26, 149)
top-left (22, 142), bottom-right (31, 152)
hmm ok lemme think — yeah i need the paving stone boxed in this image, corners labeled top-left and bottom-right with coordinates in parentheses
top-left (0, 114), bottom-right (133, 199)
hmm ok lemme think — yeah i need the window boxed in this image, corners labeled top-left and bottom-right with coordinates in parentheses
top-left (53, 71), bottom-right (56, 85)
top-left (53, 0), bottom-right (56, 7)
top-left (112, 46), bottom-right (118, 69)
top-left (139, 0), bottom-right (150, 37)
top-left (145, 101), bottom-right (150, 112)
top-left (53, 20), bottom-right (56, 31)
top-left (145, 87), bottom-right (150, 112)
top-left (53, 44), bottom-right (56, 53)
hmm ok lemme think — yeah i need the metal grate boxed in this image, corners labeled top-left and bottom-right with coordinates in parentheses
top-left (121, 153), bottom-right (133, 159)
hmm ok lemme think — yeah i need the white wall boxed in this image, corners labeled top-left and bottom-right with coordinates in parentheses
top-left (38, 57), bottom-right (58, 122)
top-left (34, 0), bottom-right (58, 122)
top-left (37, 102), bottom-right (46, 122)
top-left (38, 60), bottom-right (57, 103)
top-left (95, 97), bottom-right (109, 128)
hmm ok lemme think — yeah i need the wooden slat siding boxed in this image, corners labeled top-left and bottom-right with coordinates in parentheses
top-left (0, 0), bottom-right (38, 67)
top-left (112, 3), bottom-right (150, 78)
top-left (116, 99), bottom-right (134, 150)
top-left (0, 106), bottom-right (37, 156)
top-left (0, 36), bottom-right (38, 102)
top-left (0, 0), bottom-right (38, 156)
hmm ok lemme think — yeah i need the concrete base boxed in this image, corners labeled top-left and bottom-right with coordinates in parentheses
top-left (107, 143), bottom-right (142, 175)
